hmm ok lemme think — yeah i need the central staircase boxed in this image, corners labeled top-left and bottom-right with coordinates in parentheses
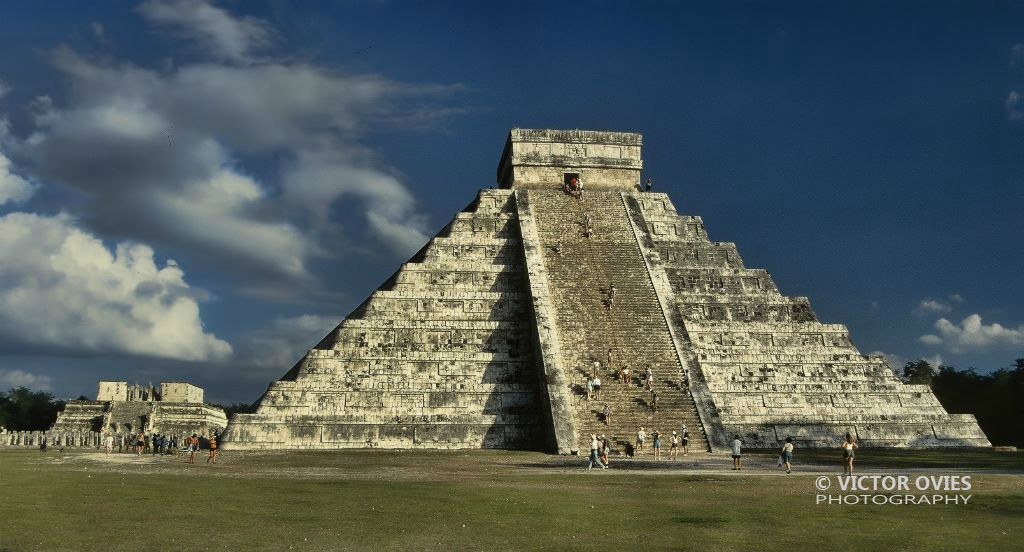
top-left (524, 188), bottom-right (709, 453)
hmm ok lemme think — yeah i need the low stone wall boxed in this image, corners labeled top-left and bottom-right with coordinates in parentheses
top-left (0, 429), bottom-right (103, 448)
top-left (0, 429), bottom-right (218, 449)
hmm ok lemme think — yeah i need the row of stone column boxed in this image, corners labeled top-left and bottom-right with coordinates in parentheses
top-left (0, 430), bottom-right (103, 447)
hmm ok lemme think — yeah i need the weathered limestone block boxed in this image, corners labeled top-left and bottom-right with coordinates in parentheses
top-left (222, 189), bottom-right (544, 450)
top-left (632, 191), bottom-right (989, 448)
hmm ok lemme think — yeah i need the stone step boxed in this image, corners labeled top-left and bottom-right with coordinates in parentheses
top-left (526, 189), bottom-right (711, 451)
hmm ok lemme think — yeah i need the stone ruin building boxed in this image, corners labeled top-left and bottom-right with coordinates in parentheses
top-left (222, 128), bottom-right (989, 453)
top-left (49, 380), bottom-right (227, 440)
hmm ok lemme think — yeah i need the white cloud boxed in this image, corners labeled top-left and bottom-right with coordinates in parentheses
top-left (137, 0), bottom-right (274, 63)
top-left (0, 211), bottom-right (231, 361)
top-left (919, 314), bottom-right (1024, 353)
top-left (913, 298), bottom-right (951, 316)
top-left (235, 314), bottom-right (337, 373)
top-left (1007, 90), bottom-right (1024, 121)
top-left (919, 334), bottom-right (943, 345)
top-left (948, 293), bottom-right (964, 303)
top-left (0, 369), bottom-right (53, 391)
top-left (0, 151), bottom-right (34, 205)
top-left (13, 15), bottom-right (452, 296)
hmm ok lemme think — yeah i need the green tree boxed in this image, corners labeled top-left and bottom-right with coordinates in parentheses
top-left (930, 357), bottom-right (1024, 447)
top-left (902, 360), bottom-right (937, 385)
top-left (0, 387), bottom-right (66, 431)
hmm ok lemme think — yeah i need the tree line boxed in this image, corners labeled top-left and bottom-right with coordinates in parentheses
top-left (903, 358), bottom-right (1024, 447)
top-left (0, 387), bottom-right (67, 431)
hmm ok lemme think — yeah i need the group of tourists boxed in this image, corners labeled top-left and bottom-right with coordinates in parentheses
top-left (563, 175), bottom-right (584, 199)
top-left (586, 433), bottom-right (610, 470)
top-left (586, 429), bottom-right (860, 476)
top-left (604, 283), bottom-right (616, 310)
top-left (99, 431), bottom-right (219, 464)
top-left (635, 426), bottom-right (690, 459)
top-left (584, 357), bottom-right (657, 401)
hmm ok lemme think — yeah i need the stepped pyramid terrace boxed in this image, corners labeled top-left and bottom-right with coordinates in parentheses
top-left (51, 381), bottom-right (227, 438)
top-left (221, 128), bottom-right (990, 453)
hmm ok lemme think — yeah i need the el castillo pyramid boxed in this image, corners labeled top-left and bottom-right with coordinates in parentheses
top-left (221, 128), bottom-right (989, 453)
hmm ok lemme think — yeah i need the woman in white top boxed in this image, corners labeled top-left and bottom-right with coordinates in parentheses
top-left (731, 435), bottom-right (742, 470)
top-left (841, 433), bottom-right (859, 476)
top-left (636, 427), bottom-right (646, 453)
top-left (780, 437), bottom-right (794, 474)
top-left (587, 434), bottom-right (606, 471)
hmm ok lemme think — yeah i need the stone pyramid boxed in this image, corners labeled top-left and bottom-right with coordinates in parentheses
top-left (222, 128), bottom-right (989, 452)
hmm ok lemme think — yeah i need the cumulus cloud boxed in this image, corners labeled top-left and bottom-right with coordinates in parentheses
top-left (1012, 43), bottom-right (1024, 67)
top-left (13, 7), bottom-right (449, 296)
top-left (0, 211), bottom-right (231, 361)
top-left (0, 368), bottom-right (53, 391)
top-left (234, 314), bottom-right (338, 373)
top-left (919, 334), bottom-right (943, 345)
top-left (0, 151), bottom-right (34, 205)
top-left (919, 314), bottom-right (1024, 353)
top-left (912, 298), bottom-right (952, 317)
top-left (1007, 91), bottom-right (1024, 121)
top-left (137, 0), bottom-right (275, 63)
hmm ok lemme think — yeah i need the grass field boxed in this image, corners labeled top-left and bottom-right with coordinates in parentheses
top-left (1, 448), bottom-right (1021, 551)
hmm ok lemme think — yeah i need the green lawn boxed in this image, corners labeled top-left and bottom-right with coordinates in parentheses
top-left (0, 448), bottom-right (1021, 551)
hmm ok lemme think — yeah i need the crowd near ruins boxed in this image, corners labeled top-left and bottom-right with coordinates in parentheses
top-left (0, 381), bottom-right (226, 454)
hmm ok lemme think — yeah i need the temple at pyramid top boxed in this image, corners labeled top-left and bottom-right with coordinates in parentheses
top-left (497, 128), bottom-right (643, 190)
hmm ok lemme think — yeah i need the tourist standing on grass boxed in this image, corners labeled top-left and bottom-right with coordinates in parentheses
top-left (636, 427), bottom-right (646, 454)
top-left (781, 437), bottom-right (794, 474)
top-left (652, 430), bottom-right (662, 460)
top-left (135, 431), bottom-right (145, 456)
top-left (600, 435), bottom-right (610, 467)
top-left (103, 433), bottom-right (114, 455)
top-left (207, 433), bottom-right (219, 464)
top-left (187, 433), bottom-right (199, 464)
top-left (587, 434), bottom-right (606, 471)
top-left (681, 426), bottom-right (689, 456)
top-left (731, 435), bottom-right (742, 470)
top-left (841, 433), bottom-right (858, 476)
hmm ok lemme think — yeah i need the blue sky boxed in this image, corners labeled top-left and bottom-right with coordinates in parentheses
top-left (0, 1), bottom-right (1021, 403)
